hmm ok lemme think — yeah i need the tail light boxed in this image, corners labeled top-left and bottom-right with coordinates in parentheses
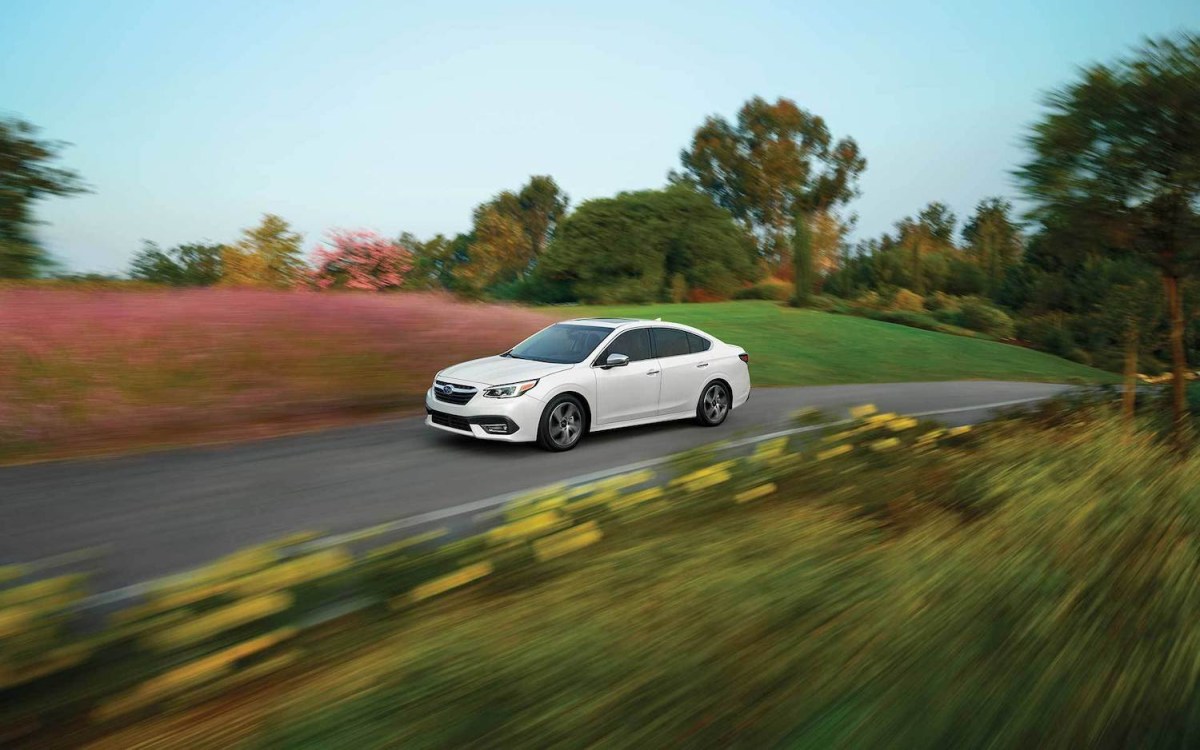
top-left (739, 353), bottom-right (749, 363)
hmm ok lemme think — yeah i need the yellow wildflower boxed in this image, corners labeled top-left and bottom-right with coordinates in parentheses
top-left (817, 445), bottom-right (853, 461)
top-left (735, 483), bottom-right (777, 503)
top-left (849, 404), bottom-right (877, 419)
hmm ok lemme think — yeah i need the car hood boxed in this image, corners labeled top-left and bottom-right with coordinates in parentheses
top-left (438, 356), bottom-right (573, 386)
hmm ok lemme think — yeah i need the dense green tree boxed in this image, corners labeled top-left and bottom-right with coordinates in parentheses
top-left (962, 198), bottom-right (1023, 297)
top-left (677, 96), bottom-right (865, 274)
top-left (130, 241), bottom-right (223, 286)
top-left (401, 231), bottom-right (464, 291)
top-left (1017, 32), bottom-right (1200, 440)
top-left (0, 117), bottom-right (88, 278)
top-left (539, 184), bottom-right (759, 303)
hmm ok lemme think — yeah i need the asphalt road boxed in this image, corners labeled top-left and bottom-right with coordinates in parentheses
top-left (0, 381), bottom-right (1071, 593)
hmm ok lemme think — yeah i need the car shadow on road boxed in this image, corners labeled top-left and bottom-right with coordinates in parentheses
top-left (424, 413), bottom-right (757, 457)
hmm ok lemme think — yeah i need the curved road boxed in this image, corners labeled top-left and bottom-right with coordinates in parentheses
top-left (0, 381), bottom-right (1070, 593)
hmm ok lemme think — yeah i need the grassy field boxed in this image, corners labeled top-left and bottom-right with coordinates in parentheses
top-left (50, 404), bottom-right (1199, 748)
top-left (561, 300), bottom-right (1118, 386)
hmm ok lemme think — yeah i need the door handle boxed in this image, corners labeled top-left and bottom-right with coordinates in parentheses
top-left (696, 362), bottom-right (709, 368)
top-left (647, 370), bottom-right (660, 375)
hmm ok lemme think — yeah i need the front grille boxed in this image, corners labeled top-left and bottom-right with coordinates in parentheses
top-left (429, 409), bottom-right (472, 432)
top-left (433, 380), bottom-right (477, 405)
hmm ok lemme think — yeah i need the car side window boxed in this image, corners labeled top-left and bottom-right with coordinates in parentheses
top-left (599, 328), bottom-right (653, 363)
top-left (652, 327), bottom-right (690, 358)
top-left (686, 332), bottom-right (711, 354)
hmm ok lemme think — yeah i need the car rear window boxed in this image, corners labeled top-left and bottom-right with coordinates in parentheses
top-left (652, 327), bottom-right (690, 358)
top-left (686, 332), bottom-right (711, 353)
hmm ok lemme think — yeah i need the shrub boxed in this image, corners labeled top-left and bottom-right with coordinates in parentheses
top-left (924, 291), bottom-right (960, 312)
top-left (890, 288), bottom-right (925, 312)
top-left (956, 298), bottom-right (1015, 338)
top-left (669, 273), bottom-right (688, 303)
top-left (1016, 315), bottom-right (1074, 356)
top-left (854, 290), bottom-right (883, 309)
top-left (309, 230), bottom-right (413, 291)
top-left (733, 279), bottom-right (791, 301)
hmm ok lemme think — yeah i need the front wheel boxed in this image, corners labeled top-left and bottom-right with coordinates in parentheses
top-left (695, 382), bottom-right (730, 426)
top-left (537, 395), bottom-right (585, 451)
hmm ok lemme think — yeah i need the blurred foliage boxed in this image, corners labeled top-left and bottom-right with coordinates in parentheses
top-left (0, 117), bottom-right (88, 278)
top-left (220, 214), bottom-right (306, 289)
top-left (1017, 32), bottom-right (1200, 435)
top-left (129, 241), bottom-right (224, 286)
top-left (732, 277), bottom-right (791, 301)
top-left (308, 230), bottom-right (412, 291)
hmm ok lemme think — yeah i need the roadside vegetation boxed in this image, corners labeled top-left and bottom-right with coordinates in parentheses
top-left (7, 399), bottom-right (1200, 748)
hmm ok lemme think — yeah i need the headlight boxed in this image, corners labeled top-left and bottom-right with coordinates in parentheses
top-left (482, 379), bottom-right (539, 398)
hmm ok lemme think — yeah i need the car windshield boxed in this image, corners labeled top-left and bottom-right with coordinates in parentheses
top-left (507, 323), bottom-right (611, 364)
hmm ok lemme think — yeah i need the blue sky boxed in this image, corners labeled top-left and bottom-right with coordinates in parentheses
top-left (2, 0), bottom-right (1197, 274)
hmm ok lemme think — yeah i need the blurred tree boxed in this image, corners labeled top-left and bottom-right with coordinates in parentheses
top-left (489, 175), bottom-right (569, 264)
top-left (401, 231), bottom-right (463, 291)
top-left (459, 206), bottom-right (528, 293)
top-left (962, 198), bottom-right (1023, 297)
top-left (894, 203), bottom-right (958, 295)
top-left (130, 241), bottom-right (223, 286)
top-left (677, 96), bottom-right (865, 274)
top-left (1017, 32), bottom-right (1200, 441)
top-left (790, 210), bottom-right (847, 304)
top-left (539, 184), bottom-right (758, 303)
top-left (309, 229), bottom-right (413, 290)
top-left (220, 214), bottom-right (305, 288)
top-left (0, 117), bottom-right (88, 278)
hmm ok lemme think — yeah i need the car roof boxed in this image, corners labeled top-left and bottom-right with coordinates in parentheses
top-left (566, 317), bottom-right (638, 326)
top-left (564, 317), bottom-right (711, 337)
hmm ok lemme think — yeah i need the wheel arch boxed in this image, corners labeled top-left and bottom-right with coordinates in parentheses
top-left (545, 389), bottom-right (593, 434)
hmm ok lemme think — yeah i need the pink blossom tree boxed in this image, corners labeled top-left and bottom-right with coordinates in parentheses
top-left (309, 230), bottom-right (413, 291)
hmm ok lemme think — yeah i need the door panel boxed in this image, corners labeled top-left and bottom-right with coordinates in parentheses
top-left (652, 328), bottom-right (711, 415)
top-left (594, 359), bottom-right (661, 424)
top-left (593, 328), bottom-right (660, 424)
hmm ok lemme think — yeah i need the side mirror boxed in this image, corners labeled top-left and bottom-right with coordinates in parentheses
top-left (604, 353), bottom-right (630, 369)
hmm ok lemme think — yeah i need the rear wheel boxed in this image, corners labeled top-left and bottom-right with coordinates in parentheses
top-left (695, 381), bottom-right (730, 426)
top-left (537, 395), bottom-right (585, 451)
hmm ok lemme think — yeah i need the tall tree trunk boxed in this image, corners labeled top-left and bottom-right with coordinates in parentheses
top-left (1122, 320), bottom-right (1138, 440)
top-left (1162, 273), bottom-right (1189, 447)
top-left (792, 213), bottom-right (813, 307)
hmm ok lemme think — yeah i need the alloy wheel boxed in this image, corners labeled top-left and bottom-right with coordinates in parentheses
top-left (549, 401), bottom-right (582, 447)
top-left (703, 384), bottom-right (728, 423)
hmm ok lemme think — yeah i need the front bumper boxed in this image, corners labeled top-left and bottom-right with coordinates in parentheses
top-left (424, 387), bottom-right (544, 442)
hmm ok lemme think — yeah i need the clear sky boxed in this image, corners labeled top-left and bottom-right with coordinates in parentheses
top-left (3, 0), bottom-right (1197, 273)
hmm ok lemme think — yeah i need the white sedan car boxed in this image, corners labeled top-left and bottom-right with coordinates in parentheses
top-left (425, 318), bottom-right (751, 451)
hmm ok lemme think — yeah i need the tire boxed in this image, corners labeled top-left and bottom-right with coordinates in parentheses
top-left (537, 395), bottom-right (586, 451)
top-left (695, 381), bottom-right (731, 427)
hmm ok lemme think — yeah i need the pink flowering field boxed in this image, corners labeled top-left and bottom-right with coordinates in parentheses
top-left (0, 288), bottom-right (553, 461)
